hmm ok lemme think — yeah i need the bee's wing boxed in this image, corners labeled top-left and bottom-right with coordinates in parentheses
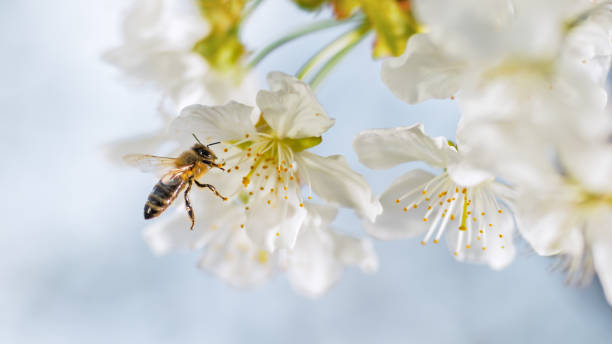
top-left (123, 154), bottom-right (177, 176)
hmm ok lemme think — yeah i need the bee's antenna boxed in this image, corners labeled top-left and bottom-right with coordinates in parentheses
top-left (207, 142), bottom-right (221, 147)
top-left (192, 133), bottom-right (204, 145)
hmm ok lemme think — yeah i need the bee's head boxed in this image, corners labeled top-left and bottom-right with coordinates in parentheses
top-left (192, 143), bottom-right (218, 162)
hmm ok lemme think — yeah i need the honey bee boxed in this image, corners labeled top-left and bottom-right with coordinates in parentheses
top-left (124, 134), bottom-right (226, 230)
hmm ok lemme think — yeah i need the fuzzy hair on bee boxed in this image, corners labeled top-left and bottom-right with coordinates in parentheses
top-left (124, 135), bottom-right (227, 230)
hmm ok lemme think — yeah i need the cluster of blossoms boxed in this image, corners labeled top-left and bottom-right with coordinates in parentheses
top-left (106, 0), bottom-right (612, 302)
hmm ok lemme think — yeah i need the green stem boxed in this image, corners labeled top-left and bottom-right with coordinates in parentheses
top-left (247, 14), bottom-right (364, 69)
top-left (307, 24), bottom-right (371, 90)
top-left (242, 0), bottom-right (264, 22)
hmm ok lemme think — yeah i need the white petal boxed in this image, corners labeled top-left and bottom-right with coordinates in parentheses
top-left (447, 159), bottom-right (495, 187)
top-left (286, 225), bottom-right (378, 298)
top-left (256, 72), bottom-right (334, 139)
top-left (589, 212), bottom-right (612, 305)
top-left (381, 34), bottom-right (466, 103)
top-left (515, 184), bottom-right (583, 256)
top-left (198, 228), bottom-right (276, 288)
top-left (329, 230), bottom-right (379, 273)
top-left (353, 124), bottom-right (457, 170)
top-left (244, 199), bottom-right (307, 252)
top-left (303, 202), bottom-right (339, 229)
top-left (296, 152), bottom-right (381, 221)
top-left (363, 169), bottom-right (436, 240)
top-left (170, 101), bottom-right (256, 143)
top-left (285, 225), bottom-right (341, 297)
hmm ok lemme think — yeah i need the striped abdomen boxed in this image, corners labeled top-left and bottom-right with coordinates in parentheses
top-left (144, 174), bottom-right (186, 219)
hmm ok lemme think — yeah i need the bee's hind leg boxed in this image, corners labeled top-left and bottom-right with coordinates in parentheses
top-left (184, 180), bottom-right (195, 231)
top-left (194, 180), bottom-right (227, 201)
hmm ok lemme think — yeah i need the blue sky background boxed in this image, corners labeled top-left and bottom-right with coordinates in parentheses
top-left (1, 1), bottom-right (611, 343)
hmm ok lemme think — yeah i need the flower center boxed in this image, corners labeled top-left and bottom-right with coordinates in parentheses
top-left (221, 116), bottom-right (322, 210)
top-left (395, 172), bottom-right (508, 255)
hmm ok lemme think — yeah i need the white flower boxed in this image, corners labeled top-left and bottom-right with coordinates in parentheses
top-left (381, 0), bottom-right (612, 104)
top-left (104, 0), bottom-right (257, 112)
top-left (514, 142), bottom-right (612, 303)
top-left (354, 124), bottom-right (516, 269)
top-left (144, 191), bottom-right (378, 296)
top-left (170, 72), bottom-right (381, 252)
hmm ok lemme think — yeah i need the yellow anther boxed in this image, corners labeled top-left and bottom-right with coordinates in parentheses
top-left (433, 239), bottom-right (439, 244)
top-left (465, 244), bottom-right (471, 249)
top-left (453, 251), bottom-right (458, 256)
top-left (422, 190), bottom-right (427, 195)
top-left (498, 209), bottom-right (503, 214)
top-left (403, 207), bottom-right (408, 212)
top-left (482, 247), bottom-right (487, 251)
top-left (395, 199), bottom-right (400, 204)
top-left (240, 224), bottom-right (244, 229)
top-left (276, 232), bottom-right (279, 236)
top-left (499, 234), bottom-right (503, 238)
top-left (420, 241), bottom-right (426, 246)
top-left (245, 133), bottom-right (250, 138)
top-left (423, 218), bottom-right (428, 222)
top-left (413, 204), bottom-right (418, 209)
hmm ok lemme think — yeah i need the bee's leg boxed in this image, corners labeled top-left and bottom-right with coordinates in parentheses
top-left (194, 180), bottom-right (227, 201)
top-left (184, 180), bottom-right (195, 231)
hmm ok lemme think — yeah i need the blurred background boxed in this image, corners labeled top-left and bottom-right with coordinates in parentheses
top-left (1, 1), bottom-right (611, 343)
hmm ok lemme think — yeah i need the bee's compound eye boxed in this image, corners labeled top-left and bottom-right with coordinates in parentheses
top-left (198, 148), bottom-right (211, 157)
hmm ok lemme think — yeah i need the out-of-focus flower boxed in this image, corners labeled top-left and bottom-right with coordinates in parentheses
top-left (193, 0), bottom-right (249, 73)
top-left (354, 124), bottom-right (515, 269)
top-left (283, 203), bottom-right (378, 297)
top-left (104, 0), bottom-right (256, 112)
top-left (514, 142), bottom-right (612, 304)
top-left (171, 72), bottom-right (380, 252)
top-left (381, 0), bottom-right (612, 104)
top-left (145, 192), bottom-right (377, 296)
top-left (292, 0), bottom-right (420, 57)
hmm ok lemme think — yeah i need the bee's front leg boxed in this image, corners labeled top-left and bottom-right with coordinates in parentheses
top-left (194, 180), bottom-right (228, 201)
top-left (184, 180), bottom-right (195, 231)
